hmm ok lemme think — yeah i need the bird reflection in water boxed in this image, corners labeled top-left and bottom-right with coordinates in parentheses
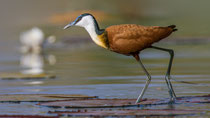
top-left (19, 27), bottom-right (56, 75)
top-left (20, 52), bottom-right (44, 75)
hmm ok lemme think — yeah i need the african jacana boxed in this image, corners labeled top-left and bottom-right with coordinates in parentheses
top-left (64, 13), bottom-right (177, 103)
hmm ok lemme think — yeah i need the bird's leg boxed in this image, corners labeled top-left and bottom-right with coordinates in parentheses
top-left (150, 46), bottom-right (176, 101)
top-left (133, 54), bottom-right (151, 104)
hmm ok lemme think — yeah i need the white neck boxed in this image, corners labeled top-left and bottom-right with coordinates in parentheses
top-left (76, 16), bottom-right (103, 47)
top-left (84, 24), bottom-right (99, 43)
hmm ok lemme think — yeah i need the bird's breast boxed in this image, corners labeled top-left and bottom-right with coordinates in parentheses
top-left (91, 32), bottom-right (109, 49)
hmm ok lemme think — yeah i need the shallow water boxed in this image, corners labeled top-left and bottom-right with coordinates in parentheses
top-left (0, 0), bottom-right (210, 116)
top-left (0, 41), bottom-right (209, 116)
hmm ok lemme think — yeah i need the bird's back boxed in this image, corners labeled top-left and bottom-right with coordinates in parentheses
top-left (106, 24), bottom-right (176, 55)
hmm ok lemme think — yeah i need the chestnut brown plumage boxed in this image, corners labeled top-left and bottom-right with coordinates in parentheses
top-left (106, 24), bottom-right (176, 55)
top-left (64, 13), bottom-right (177, 104)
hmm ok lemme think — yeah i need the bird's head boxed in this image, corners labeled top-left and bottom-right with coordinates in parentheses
top-left (64, 13), bottom-right (95, 29)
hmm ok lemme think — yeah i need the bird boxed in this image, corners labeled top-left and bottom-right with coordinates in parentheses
top-left (64, 13), bottom-right (177, 103)
top-left (20, 27), bottom-right (44, 53)
top-left (20, 27), bottom-right (56, 53)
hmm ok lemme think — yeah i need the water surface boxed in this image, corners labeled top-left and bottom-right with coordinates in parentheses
top-left (0, 41), bottom-right (209, 116)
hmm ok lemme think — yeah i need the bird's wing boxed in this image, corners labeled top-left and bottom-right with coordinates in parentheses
top-left (106, 24), bottom-right (174, 54)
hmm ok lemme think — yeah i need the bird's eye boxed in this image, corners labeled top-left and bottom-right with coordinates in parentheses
top-left (76, 17), bottom-right (82, 23)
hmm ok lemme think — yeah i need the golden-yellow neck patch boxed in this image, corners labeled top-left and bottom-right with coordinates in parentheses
top-left (96, 32), bottom-right (109, 49)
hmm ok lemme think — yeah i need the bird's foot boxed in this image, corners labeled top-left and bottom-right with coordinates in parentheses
top-left (168, 97), bottom-right (176, 104)
top-left (135, 98), bottom-right (147, 104)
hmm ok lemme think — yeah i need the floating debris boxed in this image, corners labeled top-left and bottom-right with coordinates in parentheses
top-left (0, 73), bottom-right (55, 80)
top-left (40, 99), bottom-right (158, 108)
top-left (49, 109), bottom-right (202, 117)
top-left (0, 115), bottom-right (58, 118)
top-left (175, 94), bottom-right (210, 104)
top-left (0, 94), bottom-right (97, 103)
top-left (40, 95), bottom-right (210, 108)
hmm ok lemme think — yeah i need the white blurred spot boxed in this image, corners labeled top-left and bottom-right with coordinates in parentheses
top-left (25, 81), bottom-right (44, 85)
top-left (46, 35), bottom-right (56, 44)
top-left (47, 54), bottom-right (56, 65)
top-left (20, 27), bottom-right (44, 53)
top-left (20, 53), bottom-right (44, 75)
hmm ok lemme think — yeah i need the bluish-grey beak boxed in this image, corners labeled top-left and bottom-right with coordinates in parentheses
top-left (63, 22), bottom-right (75, 29)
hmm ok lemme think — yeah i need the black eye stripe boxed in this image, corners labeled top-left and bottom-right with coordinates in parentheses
top-left (74, 13), bottom-right (92, 24)
top-left (75, 17), bottom-right (82, 23)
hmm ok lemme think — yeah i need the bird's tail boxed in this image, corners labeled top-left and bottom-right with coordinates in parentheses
top-left (168, 25), bottom-right (178, 32)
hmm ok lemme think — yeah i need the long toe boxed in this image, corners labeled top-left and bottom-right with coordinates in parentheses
top-left (135, 98), bottom-right (147, 104)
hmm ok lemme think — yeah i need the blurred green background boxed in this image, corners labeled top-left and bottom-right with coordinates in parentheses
top-left (0, 0), bottom-right (210, 80)
top-left (0, 0), bottom-right (209, 89)
top-left (0, 0), bottom-right (210, 82)
top-left (1, 0), bottom-right (210, 42)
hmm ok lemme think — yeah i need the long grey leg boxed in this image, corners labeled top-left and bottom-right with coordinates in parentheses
top-left (133, 54), bottom-right (151, 103)
top-left (150, 46), bottom-right (176, 100)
